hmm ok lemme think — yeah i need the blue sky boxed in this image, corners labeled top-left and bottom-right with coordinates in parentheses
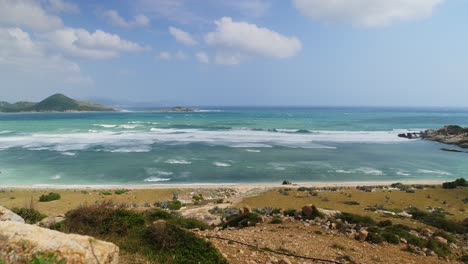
top-left (1, 0), bottom-right (467, 107)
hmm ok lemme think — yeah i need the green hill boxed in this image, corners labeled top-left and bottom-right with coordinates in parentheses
top-left (0, 94), bottom-right (115, 113)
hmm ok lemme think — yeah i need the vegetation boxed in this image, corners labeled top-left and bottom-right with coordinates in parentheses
top-left (154, 200), bottom-right (183, 210)
top-left (39, 192), bottom-right (61, 202)
top-left (30, 253), bottom-right (65, 264)
top-left (442, 178), bottom-right (467, 189)
top-left (339, 212), bottom-right (375, 226)
top-left (406, 207), bottom-right (466, 234)
top-left (0, 94), bottom-right (114, 113)
top-left (56, 204), bottom-right (226, 264)
top-left (222, 213), bottom-right (262, 228)
top-left (114, 189), bottom-right (129, 195)
top-left (12, 208), bottom-right (47, 224)
top-left (270, 217), bottom-right (283, 224)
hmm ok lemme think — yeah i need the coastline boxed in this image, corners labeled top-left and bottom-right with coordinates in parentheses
top-left (0, 179), bottom-right (446, 191)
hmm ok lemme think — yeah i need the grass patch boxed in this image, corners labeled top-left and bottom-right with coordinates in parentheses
top-left (342, 201), bottom-right (360, 206)
top-left (340, 212), bottom-right (375, 226)
top-left (39, 192), bottom-right (61, 202)
top-left (270, 217), bottom-right (283, 224)
top-left (57, 204), bottom-right (226, 264)
top-left (12, 208), bottom-right (47, 224)
top-left (30, 253), bottom-right (65, 264)
top-left (99, 191), bottom-right (112, 196)
top-left (114, 189), bottom-right (129, 195)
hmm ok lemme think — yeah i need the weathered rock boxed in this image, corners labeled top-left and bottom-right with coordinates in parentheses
top-left (0, 206), bottom-right (24, 223)
top-left (397, 211), bottom-right (412, 218)
top-left (0, 221), bottom-right (119, 264)
top-left (37, 215), bottom-right (65, 228)
top-left (243, 207), bottom-right (252, 214)
top-left (302, 205), bottom-right (313, 216)
top-left (359, 230), bottom-right (368, 241)
top-left (434, 236), bottom-right (448, 245)
top-left (423, 125), bottom-right (468, 148)
top-left (318, 208), bottom-right (341, 218)
top-left (420, 228), bottom-right (433, 238)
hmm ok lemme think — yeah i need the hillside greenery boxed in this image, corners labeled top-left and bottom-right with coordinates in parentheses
top-left (0, 94), bottom-right (114, 112)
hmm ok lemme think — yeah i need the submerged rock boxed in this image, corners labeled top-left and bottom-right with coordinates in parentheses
top-left (0, 206), bottom-right (24, 223)
top-left (0, 221), bottom-right (119, 264)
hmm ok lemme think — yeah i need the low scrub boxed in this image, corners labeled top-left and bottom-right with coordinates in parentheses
top-left (12, 208), bottom-right (47, 224)
top-left (442, 178), bottom-right (467, 189)
top-left (340, 212), bottom-right (375, 226)
top-left (56, 204), bottom-right (226, 264)
top-left (39, 192), bottom-right (61, 202)
top-left (222, 213), bottom-right (262, 228)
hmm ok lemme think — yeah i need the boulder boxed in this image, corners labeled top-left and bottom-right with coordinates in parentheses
top-left (317, 208), bottom-right (341, 218)
top-left (301, 205), bottom-right (313, 216)
top-left (243, 207), bottom-right (252, 214)
top-left (434, 236), bottom-right (448, 245)
top-left (0, 221), bottom-right (119, 264)
top-left (37, 215), bottom-right (65, 228)
top-left (358, 230), bottom-right (368, 241)
top-left (0, 206), bottom-right (24, 223)
top-left (397, 211), bottom-right (412, 218)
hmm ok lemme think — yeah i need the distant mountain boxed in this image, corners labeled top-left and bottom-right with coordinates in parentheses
top-left (0, 94), bottom-right (115, 113)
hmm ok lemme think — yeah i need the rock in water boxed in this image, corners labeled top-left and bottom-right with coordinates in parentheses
top-left (0, 221), bottom-right (119, 264)
top-left (0, 206), bottom-right (24, 223)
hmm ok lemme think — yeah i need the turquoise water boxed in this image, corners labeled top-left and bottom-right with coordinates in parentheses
top-left (0, 107), bottom-right (467, 185)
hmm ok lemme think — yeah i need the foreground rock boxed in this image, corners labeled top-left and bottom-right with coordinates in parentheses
top-left (0, 221), bottom-right (119, 264)
top-left (423, 125), bottom-right (468, 148)
top-left (0, 206), bottom-right (24, 223)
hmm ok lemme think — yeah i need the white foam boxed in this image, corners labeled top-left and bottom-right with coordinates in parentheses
top-left (245, 149), bottom-right (261, 153)
top-left (0, 128), bottom-right (417, 153)
top-left (144, 177), bottom-right (171, 182)
top-left (336, 167), bottom-right (385, 176)
top-left (396, 171), bottom-right (411, 176)
top-left (119, 124), bottom-right (141, 129)
top-left (145, 168), bottom-right (173, 176)
top-left (50, 175), bottom-right (61, 180)
top-left (93, 124), bottom-right (117, 128)
top-left (165, 159), bottom-right (192, 164)
top-left (214, 162), bottom-right (231, 167)
top-left (62, 152), bottom-right (76, 156)
top-left (416, 169), bottom-right (451, 175)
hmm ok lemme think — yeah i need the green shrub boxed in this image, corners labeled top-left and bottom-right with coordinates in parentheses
top-left (283, 209), bottom-right (296, 217)
top-left (340, 212), bottom-right (375, 226)
top-left (39, 192), bottom-right (61, 202)
top-left (270, 217), bottom-right (283, 224)
top-left (366, 232), bottom-right (384, 244)
top-left (271, 208), bottom-right (281, 215)
top-left (442, 178), bottom-right (467, 189)
top-left (30, 253), bottom-right (65, 264)
top-left (460, 255), bottom-right (468, 262)
top-left (342, 201), bottom-right (360, 205)
top-left (314, 230), bottom-right (323, 235)
top-left (114, 189), bottom-right (129, 195)
top-left (377, 220), bottom-right (392, 227)
top-left (303, 205), bottom-right (324, 219)
top-left (12, 208), bottom-right (47, 224)
top-left (154, 200), bottom-right (183, 211)
top-left (60, 204), bottom-right (226, 264)
top-left (100, 191), bottom-right (112, 195)
top-left (382, 232), bottom-right (400, 244)
top-left (222, 213), bottom-right (261, 228)
top-left (427, 239), bottom-right (451, 257)
top-left (384, 225), bottom-right (424, 247)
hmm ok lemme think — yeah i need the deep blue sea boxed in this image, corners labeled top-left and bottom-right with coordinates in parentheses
top-left (0, 107), bottom-right (467, 185)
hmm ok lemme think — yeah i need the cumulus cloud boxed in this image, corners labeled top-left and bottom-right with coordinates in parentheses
top-left (169, 26), bottom-right (197, 46)
top-left (0, 27), bottom-right (91, 84)
top-left (47, 0), bottom-right (79, 13)
top-left (293, 0), bottom-right (444, 27)
top-left (205, 17), bottom-right (302, 60)
top-left (0, 0), bottom-right (63, 31)
top-left (46, 28), bottom-right (147, 59)
top-left (158, 51), bottom-right (171, 60)
top-left (103, 9), bottom-right (150, 28)
top-left (195, 52), bottom-right (209, 63)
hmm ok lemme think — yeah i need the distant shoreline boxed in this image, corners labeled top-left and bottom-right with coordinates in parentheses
top-left (0, 180), bottom-right (446, 191)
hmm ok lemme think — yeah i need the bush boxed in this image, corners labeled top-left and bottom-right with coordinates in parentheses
top-left (342, 201), bottom-right (360, 205)
top-left (39, 192), bottom-right (61, 202)
top-left (12, 208), bottom-right (47, 224)
top-left (60, 204), bottom-right (226, 263)
top-left (340, 212), bottom-right (375, 226)
top-left (270, 217), bottom-right (283, 224)
top-left (427, 238), bottom-right (451, 257)
top-left (384, 225), bottom-right (424, 247)
top-left (382, 232), bottom-right (400, 244)
top-left (30, 253), bottom-right (65, 264)
top-left (366, 232), bottom-right (384, 244)
top-left (100, 191), bottom-right (112, 195)
top-left (442, 178), bottom-right (467, 189)
top-left (222, 213), bottom-right (261, 228)
top-left (114, 189), bottom-right (129, 195)
top-left (154, 200), bottom-right (183, 211)
top-left (303, 205), bottom-right (324, 219)
top-left (377, 220), bottom-right (392, 227)
top-left (283, 209), bottom-right (296, 217)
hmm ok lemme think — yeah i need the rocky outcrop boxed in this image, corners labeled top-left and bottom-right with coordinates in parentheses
top-left (159, 106), bottom-right (198, 112)
top-left (422, 125), bottom-right (468, 148)
top-left (0, 221), bottom-right (119, 264)
top-left (0, 206), bottom-right (24, 223)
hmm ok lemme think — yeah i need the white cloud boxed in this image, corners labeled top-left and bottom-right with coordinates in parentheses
top-left (195, 52), bottom-right (209, 64)
top-left (169, 26), bottom-right (197, 46)
top-left (0, 0), bottom-right (63, 31)
top-left (0, 27), bottom-right (91, 84)
top-left (103, 9), bottom-right (150, 28)
top-left (46, 28), bottom-right (148, 59)
top-left (47, 0), bottom-right (79, 13)
top-left (205, 17), bottom-right (302, 60)
top-left (293, 0), bottom-right (444, 27)
top-left (214, 52), bottom-right (244, 65)
top-left (174, 51), bottom-right (187, 60)
top-left (158, 51), bottom-right (171, 60)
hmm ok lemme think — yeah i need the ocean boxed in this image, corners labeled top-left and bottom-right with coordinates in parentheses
top-left (0, 107), bottom-right (467, 185)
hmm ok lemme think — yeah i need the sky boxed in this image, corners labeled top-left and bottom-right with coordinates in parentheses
top-left (1, 0), bottom-right (467, 107)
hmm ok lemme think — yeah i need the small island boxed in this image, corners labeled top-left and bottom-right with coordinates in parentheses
top-left (423, 125), bottom-right (468, 148)
top-left (0, 94), bottom-right (115, 113)
top-left (158, 106), bottom-right (198, 112)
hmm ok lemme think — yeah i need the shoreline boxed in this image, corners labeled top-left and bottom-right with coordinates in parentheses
top-left (0, 179), bottom-right (446, 191)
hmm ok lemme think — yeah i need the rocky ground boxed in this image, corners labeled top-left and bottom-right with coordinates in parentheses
top-left (199, 220), bottom-right (447, 264)
top-left (423, 125), bottom-right (468, 148)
